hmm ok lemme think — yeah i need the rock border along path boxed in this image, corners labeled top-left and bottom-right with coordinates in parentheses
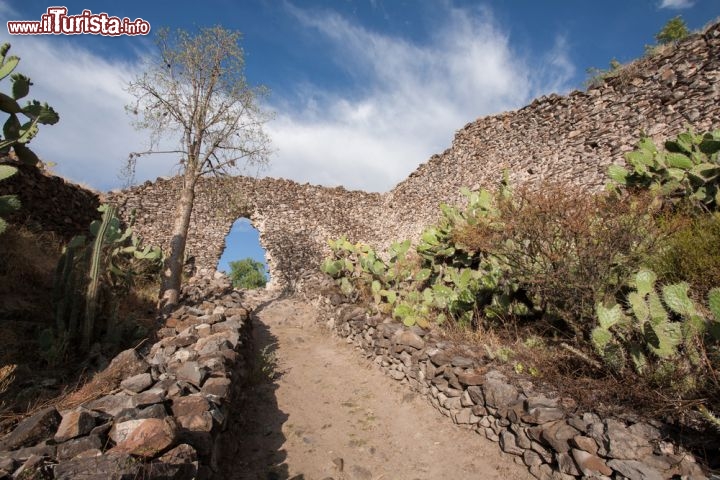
top-left (0, 271), bottom-right (711, 479)
top-left (0, 271), bottom-right (253, 479)
top-left (217, 290), bottom-right (532, 480)
top-left (295, 272), bottom-right (711, 480)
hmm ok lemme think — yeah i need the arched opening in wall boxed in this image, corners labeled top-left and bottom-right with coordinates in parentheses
top-left (217, 218), bottom-right (269, 290)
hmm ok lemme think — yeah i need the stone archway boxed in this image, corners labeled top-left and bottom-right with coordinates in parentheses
top-left (108, 176), bottom-right (384, 289)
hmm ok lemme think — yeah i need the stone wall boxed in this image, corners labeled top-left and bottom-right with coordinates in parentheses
top-left (297, 271), bottom-right (710, 480)
top-left (0, 271), bottom-right (253, 479)
top-left (2, 23), bottom-right (719, 288)
top-left (380, 23), bottom-right (720, 245)
top-left (0, 162), bottom-right (101, 240)
top-left (107, 177), bottom-right (382, 288)
top-left (106, 21), bottom-right (719, 284)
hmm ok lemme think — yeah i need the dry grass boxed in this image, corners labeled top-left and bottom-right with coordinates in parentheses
top-left (0, 224), bottom-right (161, 427)
top-left (0, 225), bottom-right (61, 293)
top-left (442, 318), bottom-right (718, 443)
top-left (0, 226), bottom-right (61, 369)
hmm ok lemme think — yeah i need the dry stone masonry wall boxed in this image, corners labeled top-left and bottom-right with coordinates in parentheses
top-left (0, 163), bottom-right (101, 240)
top-left (106, 22), bottom-right (720, 283)
top-left (1, 24), bottom-right (718, 286)
top-left (297, 271), bottom-right (711, 480)
top-left (0, 271), bottom-right (253, 479)
top-left (381, 22), bottom-right (720, 245)
top-left (107, 177), bottom-right (383, 288)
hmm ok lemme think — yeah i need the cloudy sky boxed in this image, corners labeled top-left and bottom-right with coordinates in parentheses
top-left (2, 1), bottom-right (718, 272)
top-left (2, 0), bottom-right (718, 195)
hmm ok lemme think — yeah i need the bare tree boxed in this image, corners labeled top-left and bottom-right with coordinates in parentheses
top-left (126, 26), bottom-right (272, 308)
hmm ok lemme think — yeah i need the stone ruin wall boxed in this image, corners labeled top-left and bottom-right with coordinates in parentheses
top-left (106, 177), bottom-right (383, 288)
top-left (2, 22), bottom-right (719, 289)
top-left (380, 22), bottom-right (720, 246)
top-left (109, 21), bottom-right (720, 285)
top-left (0, 163), bottom-right (101, 240)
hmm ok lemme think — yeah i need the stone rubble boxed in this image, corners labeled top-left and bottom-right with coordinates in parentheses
top-left (297, 270), bottom-right (710, 480)
top-left (0, 270), bottom-right (252, 479)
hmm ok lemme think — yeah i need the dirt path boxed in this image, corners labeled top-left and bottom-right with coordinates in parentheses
top-left (219, 292), bottom-right (533, 480)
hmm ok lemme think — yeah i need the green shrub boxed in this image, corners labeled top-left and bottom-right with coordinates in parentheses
top-left (228, 257), bottom-right (267, 289)
top-left (452, 183), bottom-right (660, 337)
top-left (655, 16), bottom-right (689, 45)
top-left (648, 212), bottom-right (720, 297)
top-left (592, 269), bottom-right (720, 395)
top-left (584, 58), bottom-right (622, 88)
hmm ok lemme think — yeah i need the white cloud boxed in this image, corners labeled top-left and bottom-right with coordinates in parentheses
top-left (266, 3), bottom-right (574, 192)
top-left (0, 33), bottom-right (179, 191)
top-left (0, 4), bottom-right (575, 193)
top-left (658, 0), bottom-right (695, 9)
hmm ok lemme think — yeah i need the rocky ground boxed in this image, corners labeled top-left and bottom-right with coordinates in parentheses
top-left (217, 290), bottom-right (532, 480)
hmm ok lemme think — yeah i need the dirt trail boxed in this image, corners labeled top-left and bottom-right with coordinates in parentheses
top-left (219, 292), bottom-right (532, 480)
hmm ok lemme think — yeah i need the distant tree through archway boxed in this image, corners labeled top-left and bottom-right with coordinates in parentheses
top-left (217, 218), bottom-right (269, 287)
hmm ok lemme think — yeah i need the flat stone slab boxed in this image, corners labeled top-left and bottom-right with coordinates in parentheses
top-left (0, 407), bottom-right (60, 451)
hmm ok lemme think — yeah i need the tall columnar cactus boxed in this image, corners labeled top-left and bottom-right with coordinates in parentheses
top-left (0, 43), bottom-right (59, 166)
top-left (0, 164), bottom-right (20, 234)
top-left (608, 129), bottom-right (720, 212)
top-left (52, 204), bottom-right (163, 351)
top-left (82, 204), bottom-right (116, 351)
top-left (53, 235), bottom-right (87, 335)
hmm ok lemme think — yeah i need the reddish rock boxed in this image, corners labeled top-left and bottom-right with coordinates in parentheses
top-left (106, 349), bottom-right (149, 380)
top-left (557, 452), bottom-right (581, 476)
top-left (54, 408), bottom-right (96, 442)
top-left (202, 376), bottom-right (231, 398)
top-left (145, 443), bottom-right (199, 479)
top-left (457, 370), bottom-right (484, 386)
top-left (571, 448), bottom-right (613, 477)
top-left (540, 420), bottom-right (579, 454)
top-left (171, 395), bottom-right (210, 418)
top-left (571, 435), bottom-right (599, 455)
top-left (111, 418), bottom-right (178, 458)
top-left (395, 330), bottom-right (425, 350)
top-left (522, 406), bottom-right (565, 424)
top-left (176, 412), bottom-right (213, 432)
top-left (604, 419), bottom-right (653, 460)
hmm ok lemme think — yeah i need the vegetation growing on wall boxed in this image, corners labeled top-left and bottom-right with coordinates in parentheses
top-left (322, 127), bottom-right (720, 427)
top-left (585, 16), bottom-right (690, 87)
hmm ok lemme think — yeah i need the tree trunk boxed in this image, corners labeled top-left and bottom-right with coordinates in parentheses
top-left (159, 168), bottom-right (197, 309)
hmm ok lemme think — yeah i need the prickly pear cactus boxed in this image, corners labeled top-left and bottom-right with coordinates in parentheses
top-left (608, 128), bottom-right (720, 212)
top-left (0, 43), bottom-right (59, 166)
top-left (593, 268), bottom-right (716, 373)
top-left (0, 164), bottom-right (19, 234)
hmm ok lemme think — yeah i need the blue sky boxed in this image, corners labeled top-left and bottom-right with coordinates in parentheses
top-left (2, 0), bottom-right (718, 271)
top-left (217, 218), bottom-right (268, 277)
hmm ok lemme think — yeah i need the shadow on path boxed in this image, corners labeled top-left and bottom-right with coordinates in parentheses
top-left (216, 292), bottom-right (302, 480)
